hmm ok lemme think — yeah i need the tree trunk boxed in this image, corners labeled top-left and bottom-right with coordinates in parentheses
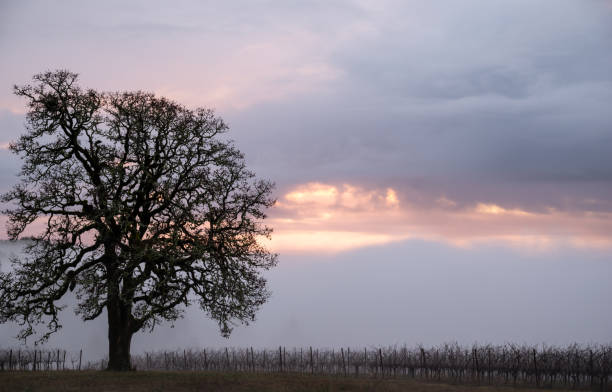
top-left (106, 297), bottom-right (135, 371)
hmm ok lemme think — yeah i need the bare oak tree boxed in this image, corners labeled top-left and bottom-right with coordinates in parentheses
top-left (0, 70), bottom-right (277, 371)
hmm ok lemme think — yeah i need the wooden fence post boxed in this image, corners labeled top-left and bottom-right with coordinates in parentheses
top-left (278, 346), bottom-right (283, 372)
top-left (420, 348), bottom-right (426, 379)
top-left (393, 349), bottom-right (397, 378)
top-left (310, 347), bottom-right (314, 374)
top-left (487, 348), bottom-right (491, 384)
top-left (245, 348), bottom-right (249, 372)
top-left (474, 347), bottom-right (479, 383)
top-left (78, 349), bottom-right (82, 371)
top-left (347, 348), bottom-right (351, 376)
top-left (332, 349), bottom-right (335, 374)
top-left (533, 349), bottom-right (539, 387)
top-left (251, 347), bottom-right (255, 372)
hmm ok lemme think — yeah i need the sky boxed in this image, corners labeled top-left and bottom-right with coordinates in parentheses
top-left (0, 0), bottom-right (611, 359)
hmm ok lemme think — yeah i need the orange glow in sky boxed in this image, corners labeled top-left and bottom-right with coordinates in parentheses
top-left (265, 182), bottom-right (612, 254)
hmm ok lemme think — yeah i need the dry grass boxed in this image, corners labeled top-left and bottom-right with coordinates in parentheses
top-left (0, 371), bottom-right (585, 392)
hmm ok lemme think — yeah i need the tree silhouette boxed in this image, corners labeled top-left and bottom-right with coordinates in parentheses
top-left (0, 70), bottom-right (277, 371)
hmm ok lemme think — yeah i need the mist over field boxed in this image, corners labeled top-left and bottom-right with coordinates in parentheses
top-left (2, 239), bottom-right (611, 364)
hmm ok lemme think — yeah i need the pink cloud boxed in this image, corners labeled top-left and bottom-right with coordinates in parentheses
top-left (4, 182), bottom-right (610, 255)
top-left (265, 182), bottom-right (612, 254)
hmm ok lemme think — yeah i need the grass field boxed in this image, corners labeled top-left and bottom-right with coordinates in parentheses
top-left (0, 371), bottom-right (582, 392)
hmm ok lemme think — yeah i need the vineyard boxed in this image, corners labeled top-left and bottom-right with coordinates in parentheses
top-left (1, 343), bottom-right (610, 390)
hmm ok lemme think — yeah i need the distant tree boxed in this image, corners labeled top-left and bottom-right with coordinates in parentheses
top-left (0, 71), bottom-right (277, 371)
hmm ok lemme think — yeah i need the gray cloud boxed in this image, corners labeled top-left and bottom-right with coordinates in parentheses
top-left (221, 0), bottom-right (612, 211)
top-left (0, 1), bottom-right (611, 211)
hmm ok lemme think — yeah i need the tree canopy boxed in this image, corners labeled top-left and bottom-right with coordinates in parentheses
top-left (0, 70), bottom-right (277, 370)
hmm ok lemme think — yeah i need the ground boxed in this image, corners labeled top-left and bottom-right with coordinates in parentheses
top-left (0, 371), bottom-right (585, 392)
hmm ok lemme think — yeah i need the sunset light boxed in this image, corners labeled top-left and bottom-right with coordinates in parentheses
top-left (267, 183), bottom-right (612, 253)
top-left (1, 1), bottom-right (611, 388)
